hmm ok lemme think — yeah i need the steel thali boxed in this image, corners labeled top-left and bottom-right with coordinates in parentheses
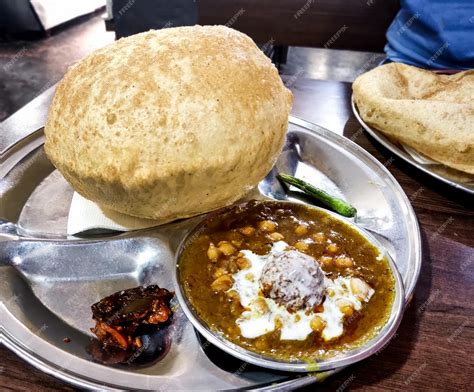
top-left (0, 111), bottom-right (421, 390)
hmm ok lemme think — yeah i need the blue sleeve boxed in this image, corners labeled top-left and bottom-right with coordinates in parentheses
top-left (385, 0), bottom-right (474, 69)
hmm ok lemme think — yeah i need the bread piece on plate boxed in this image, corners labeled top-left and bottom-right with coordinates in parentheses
top-left (353, 63), bottom-right (474, 174)
top-left (45, 25), bottom-right (293, 220)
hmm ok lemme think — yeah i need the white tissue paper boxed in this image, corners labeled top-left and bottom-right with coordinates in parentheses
top-left (67, 192), bottom-right (162, 235)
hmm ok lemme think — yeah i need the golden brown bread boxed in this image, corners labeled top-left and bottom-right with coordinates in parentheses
top-left (44, 26), bottom-right (293, 220)
top-left (353, 63), bottom-right (474, 174)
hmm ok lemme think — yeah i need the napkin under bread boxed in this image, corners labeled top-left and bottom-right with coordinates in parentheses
top-left (67, 192), bottom-right (163, 235)
top-left (67, 188), bottom-right (264, 235)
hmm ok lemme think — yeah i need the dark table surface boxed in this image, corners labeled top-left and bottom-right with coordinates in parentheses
top-left (1, 77), bottom-right (473, 391)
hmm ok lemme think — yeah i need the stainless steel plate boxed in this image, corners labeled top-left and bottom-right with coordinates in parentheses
top-left (0, 116), bottom-right (421, 390)
top-left (351, 96), bottom-right (474, 195)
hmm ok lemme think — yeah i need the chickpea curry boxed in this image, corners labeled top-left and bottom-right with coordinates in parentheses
top-left (178, 200), bottom-right (395, 361)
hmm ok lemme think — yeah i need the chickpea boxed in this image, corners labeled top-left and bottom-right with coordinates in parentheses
top-left (320, 255), bottom-right (333, 268)
top-left (213, 267), bottom-right (227, 279)
top-left (236, 257), bottom-right (250, 270)
top-left (310, 316), bottom-right (326, 333)
top-left (335, 255), bottom-right (354, 268)
top-left (255, 338), bottom-right (269, 351)
top-left (211, 274), bottom-right (233, 292)
top-left (258, 220), bottom-right (277, 232)
top-left (294, 241), bottom-right (309, 251)
top-left (227, 231), bottom-right (243, 241)
top-left (227, 325), bottom-right (239, 335)
top-left (227, 290), bottom-right (240, 302)
top-left (198, 234), bottom-right (210, 242)
top-left (218, 241), bottom-right (237, 256)
top-left (230, 301), bottom-right (244, 315)
top-left (226, 258), bottom-right (239, 274)
top-left (274, 316), bottom-right (283, 330)
top-left (326, 242), bottom-right (339, 254)
top-left (268, 232), bottom-right (285, 241)
top-left (239, 226), bottom-right (256, 236)
top-left (336, 299), bottom-right (354, 317)
top-left (312, 232), bottom-right (326, 244)
top-left (231, 239), bottom-right (243, 247)
top-left (253, 297), bottom-right (269, 314)
top-left (350, 277), bottom-right (372, 301)
top-left (207, 243), bottom-right (221, 262)
top-left (245, 272), bottom-right (255, 282)
top-left (295, 224), bottom-right (309, 235)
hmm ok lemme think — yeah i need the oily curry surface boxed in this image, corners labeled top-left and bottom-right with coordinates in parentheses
top-left (178, 201), bottom-right (395, 361)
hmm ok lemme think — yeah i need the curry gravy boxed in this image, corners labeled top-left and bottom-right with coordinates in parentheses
top-left (178, 201), bottom-right (395, 361)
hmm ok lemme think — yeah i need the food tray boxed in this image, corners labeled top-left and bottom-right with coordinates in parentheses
top-left (0, 112), bottom-right (421, 390)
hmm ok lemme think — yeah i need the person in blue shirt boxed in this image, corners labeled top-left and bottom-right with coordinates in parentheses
top-left (385, 0), bottom-right (474, 69)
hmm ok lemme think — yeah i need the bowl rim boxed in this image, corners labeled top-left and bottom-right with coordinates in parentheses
top-left (173, 199), bottom-right (405, 372)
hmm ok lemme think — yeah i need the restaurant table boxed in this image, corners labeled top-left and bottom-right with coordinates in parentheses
top-left (0, 78), bottom-right (472, 391)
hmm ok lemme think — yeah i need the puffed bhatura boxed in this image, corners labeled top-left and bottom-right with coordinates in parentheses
top-left (44, 25), bottom-right (293, 220)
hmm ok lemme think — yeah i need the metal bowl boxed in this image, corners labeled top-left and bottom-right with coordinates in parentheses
top-left (174, 200), bottom-right (405, 373)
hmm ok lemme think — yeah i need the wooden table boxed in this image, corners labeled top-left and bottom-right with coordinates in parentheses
top-left (1, 78), bottom-right (472, 391)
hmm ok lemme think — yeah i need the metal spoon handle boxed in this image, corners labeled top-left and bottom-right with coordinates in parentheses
top-left (0, 221), bottom-right (20, 242)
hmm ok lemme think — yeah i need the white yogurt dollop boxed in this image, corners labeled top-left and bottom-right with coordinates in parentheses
top-left (229, 242), bottom-right (374, 341)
